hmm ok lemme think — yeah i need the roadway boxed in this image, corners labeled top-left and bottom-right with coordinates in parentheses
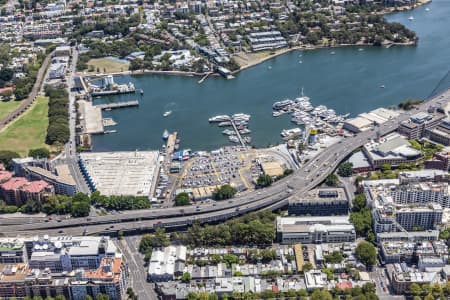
top-left (1, 85), bottom-right (449, 236)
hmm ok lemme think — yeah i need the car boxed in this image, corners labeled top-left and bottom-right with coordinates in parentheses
top-left (58, 230), bottom-right (64, 233)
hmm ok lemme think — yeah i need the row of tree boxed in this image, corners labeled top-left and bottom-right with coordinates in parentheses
top-left (178, 210), bottom-right (276, 247)
top-left (1, 190), bottom-right (151, 217)
top-left (45, 86), bottom-right (70, 146)
top-left (19, 292), bottom-right (110, 300)
top-left (183, 282), bottom-right (378, 300)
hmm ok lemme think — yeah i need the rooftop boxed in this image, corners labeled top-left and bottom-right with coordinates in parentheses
top-left (80, 151), bottom-right (160, 197)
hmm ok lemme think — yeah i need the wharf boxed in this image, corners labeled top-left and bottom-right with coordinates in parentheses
top-left (230, 120), bottom-right (246, 147)
top-left (166, 132), bottom-right (178, 157)
top-left (95, 100), bottom-right (139, 110)
top-left (91, 89), bottom-right (135, 97)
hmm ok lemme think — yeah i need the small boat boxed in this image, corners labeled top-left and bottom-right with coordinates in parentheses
top-left (408, 16), bottom-right (414, 21)
top-left (162, 130), bottom-right (169, 140)
top-left (229, 136), bottom-right (240, 143)
top-left (140, 89), bottom-right (144, 95)
top-left (299, 60), bottom-right (303, 64)
top-left (425, 7), bottom-right (430, 12)
top-left (330, 51), bottom-right (336, 55)
top-left (380, 85), bottom-right (385, 89)
top-left (218, 121), bottom-right (232, 127)
top-left (268, 66), bottom-right (272, 70)
top-left (358, 48), bottom-right (364, 51)
top-left (163, 111), bottom-right (172, 117)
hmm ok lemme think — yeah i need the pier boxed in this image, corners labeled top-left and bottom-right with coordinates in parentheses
top-left (166, 132), bottom-right (178, 157)
top-left (230, 120), bottom-right (246, 147)
top-left (95, 100), bottom-right (139, 110)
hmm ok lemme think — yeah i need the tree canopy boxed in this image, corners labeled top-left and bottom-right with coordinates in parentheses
top-left (355, 241), bottom-right (377, 267)
top-left (213, 184), bottom-right (237, 200)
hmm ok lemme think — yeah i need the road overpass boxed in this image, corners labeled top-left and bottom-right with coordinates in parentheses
top-left (1, 89), bottom-right (450, 237)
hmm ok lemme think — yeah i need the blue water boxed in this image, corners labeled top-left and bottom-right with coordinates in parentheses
top-left (92, 0), bottom-right (450, 151)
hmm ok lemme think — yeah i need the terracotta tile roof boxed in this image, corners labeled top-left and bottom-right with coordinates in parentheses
top-left (21, 180), bottom-right (50, 193)
top-left (0, 177), bottom-right (28, 191)
top-left (0, 171), bottom-right (13, 183)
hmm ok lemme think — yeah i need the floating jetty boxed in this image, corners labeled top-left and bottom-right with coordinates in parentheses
top-left (95, 100), bottom-right (139, 110)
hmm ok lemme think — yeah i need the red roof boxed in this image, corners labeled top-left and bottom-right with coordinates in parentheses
top-left (0, 87), bottom-right (14, 94)
top-left (21, 180), bottom-right (50, 193)
top-left (0, 177), bottom-right (28, 191)
top-left (0, 171), bottom-right (13, 183)
top-left (337, 281), bottom-right (353, 290)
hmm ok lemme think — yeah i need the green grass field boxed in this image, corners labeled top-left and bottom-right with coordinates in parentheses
top-left (0, 100), bottom-right (22, 120)
top-left (0, 96), bottom-right (49, 156)
top-left (87, 57), bottom-right (129, 73)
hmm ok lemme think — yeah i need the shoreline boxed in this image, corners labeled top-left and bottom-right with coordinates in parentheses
top-left (81, 1), bottom-right (427, 79)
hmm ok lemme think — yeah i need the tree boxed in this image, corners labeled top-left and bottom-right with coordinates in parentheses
top-left (355, 241), bottom-right (377, 268)
top-left (213, 184), bottom-right (237, 200)
top-left (96, 294), bottom-right (109, 300)
top-left (338, 162), bottom-right (353, 177)
top-left (223, 254), bottom-right (239, 267)
top-left (84, 296), bottom-right (93, 300)
top-left (70, 200), bottom-right (90, 217)
top-left (352, 194), bottom-right (367, 212)
top-left (409, 283), bottom-right (422, 297)
top-left (302, 262), bottom-right (313, 273)
top-left (325, 173), bottom-right (339, 186)
top-left (28, 148), bottom-right (50, 159)
top-left (175, 192), bottom-right (191, 206)
top-left (0, 150), bottom-right (20, 170)
top-left (256, 174), bottom-right (273, 189)
top-left (181, 272), bottom-right (191, 283)
top-left (324, 251), bottom-right (344, 263)
top-left (310, 289), bottom-right (332, 300)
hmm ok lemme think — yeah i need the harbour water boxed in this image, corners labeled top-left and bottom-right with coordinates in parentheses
top-left (92, 0), bottom-right (450, 152)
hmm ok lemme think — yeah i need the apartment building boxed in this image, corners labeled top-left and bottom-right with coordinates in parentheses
top-left (288, 188), bottom-right (349, 216)
top-left (0, 236), bottom-right (128, 300)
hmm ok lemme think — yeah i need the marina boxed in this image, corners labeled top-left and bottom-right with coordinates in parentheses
top-left (91, 1), bottom-right (450, 152)
top-left (210, 113), bottom-right (252, 146)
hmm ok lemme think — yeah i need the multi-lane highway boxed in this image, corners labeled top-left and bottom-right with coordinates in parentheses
top-left (1, 85), bottom-right (449, 237)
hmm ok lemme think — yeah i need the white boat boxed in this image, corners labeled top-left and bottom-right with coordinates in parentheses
top-left (425, 7), bottom-right (430, 12)
top-left (330, 51), bottom-right (336, 55)
top-left (222, 129), bottom-right (236, 136)
top-left (268, 66), bottom-right (272, 70)
top-left (239, 128), bottom-right (252, 134)
top-left (281, 128), bottom-right (302, 139)
top-left (380, 85), bottom-right (385, 89)
top-left (209, 115), bottom-right (230, 122)
top-left (163, 111), bottom-right (172, 117)
top-left (229, 136), bottom-right (240, 143)
top-left (272, 99), bottom-right (293, 110)
top-left (358, 48), bottom-right (364, 51)
top-left (162, 130), bottom-right (169, 140)
top-left (218, 121), bottom-right (232, 127)
top-left (408, 16), bottom-right (414, 21)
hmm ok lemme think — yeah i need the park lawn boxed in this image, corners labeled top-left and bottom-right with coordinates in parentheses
top-left (0, 100), bottom-right (22, 120)
top-left (0, 95), bottom-right (50, 156)
top-left (87, 58), bottom-right (129, 73)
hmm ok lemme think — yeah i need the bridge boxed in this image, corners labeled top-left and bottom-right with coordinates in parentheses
top-left (1, 88), bottom-right (450, 237)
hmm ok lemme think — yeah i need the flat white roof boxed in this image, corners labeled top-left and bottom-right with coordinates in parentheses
top-left (80, 151), bottom-right (160, 197)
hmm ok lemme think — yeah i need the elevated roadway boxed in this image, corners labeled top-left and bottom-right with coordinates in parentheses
top-left (1, 89), bottom-right (450, 236)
